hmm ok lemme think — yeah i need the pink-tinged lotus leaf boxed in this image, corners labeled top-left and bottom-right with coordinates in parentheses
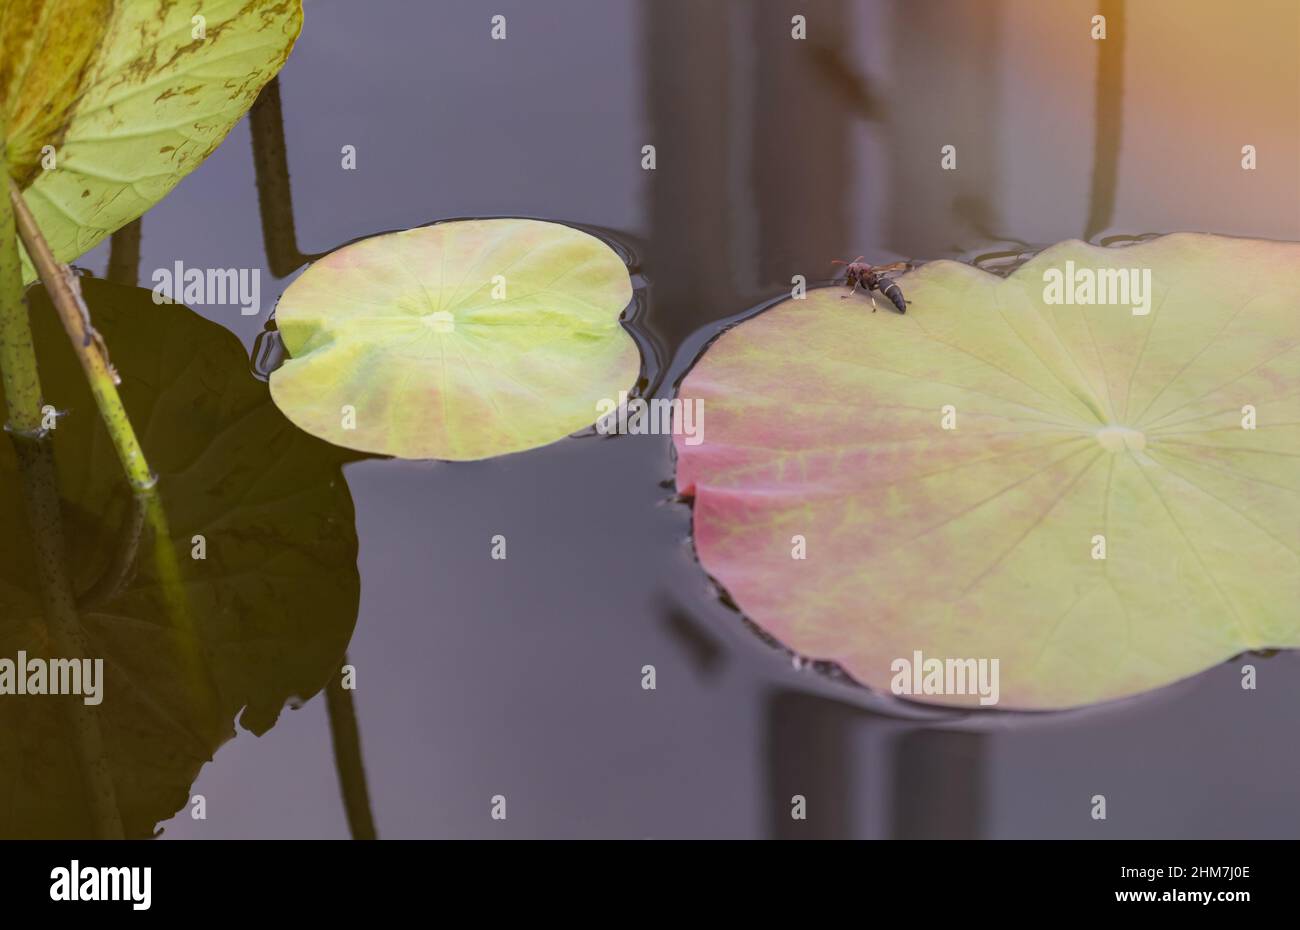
top-left (270, 219), bottom-right (639, 460)
top-left (675, 234), bottom-right (1300, 710)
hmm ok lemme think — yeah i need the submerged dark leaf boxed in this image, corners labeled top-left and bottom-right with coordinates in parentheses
top-left (0, 278), bottom-right (359, 838)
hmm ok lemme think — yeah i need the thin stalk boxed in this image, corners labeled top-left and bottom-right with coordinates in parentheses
top-left (250, 77), bottom-right (313, 277)
top-left (9, 186), bottom-right (154, 492)
top-left (106, 217), bottom-right (142, 286)
top-left (2, 169), bottom-right (123, 838)
top-left (325, 658), bottom-right (378, 840)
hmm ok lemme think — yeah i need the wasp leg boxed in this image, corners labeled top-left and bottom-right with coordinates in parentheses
top-left (869, 293), bottom-right (878, 312)
top-left (840, 281), bottom-right (861, 300)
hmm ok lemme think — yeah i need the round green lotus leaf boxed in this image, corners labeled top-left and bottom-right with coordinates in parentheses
top-left (674, 233), bottom-right (1300, 710)
top-left (269, 219), bottom-right (640, 460)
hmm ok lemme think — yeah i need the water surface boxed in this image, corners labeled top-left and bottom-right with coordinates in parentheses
top-left (56, 0), bottom-right (1300, 838)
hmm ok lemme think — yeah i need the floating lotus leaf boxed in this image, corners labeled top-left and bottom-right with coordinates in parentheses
top-left (269, 219), bottom-right (640, 460)
top-left (675, 234), bottom-right (1300, 710)
top-left (0, 279), bottom-right (358, 838)
top-left (1, 0), bottom-right (302, 280)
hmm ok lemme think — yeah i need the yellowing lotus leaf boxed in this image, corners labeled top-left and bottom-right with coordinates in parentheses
top-left (674, 234), bottom-right (1300, 711)
top-left (269, 219), bottom-right (640, 460)
top-left (1, 0), bottom-right (302, 280)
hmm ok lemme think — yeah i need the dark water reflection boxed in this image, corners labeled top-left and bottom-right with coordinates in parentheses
top-left (13, 0), bottom-right (1297, 838)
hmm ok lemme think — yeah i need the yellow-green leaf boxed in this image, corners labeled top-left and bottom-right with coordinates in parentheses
top-left (1, 0), bottom-right (302, 280)
top-left (269, 219), bottom-right (640, 461)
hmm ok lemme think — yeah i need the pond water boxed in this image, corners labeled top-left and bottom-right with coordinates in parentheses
top-left (13, 0), bottom-right (1300, 838)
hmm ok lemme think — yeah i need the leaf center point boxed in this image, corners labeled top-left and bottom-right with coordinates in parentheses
top-left (423, 310), bottom-right (456, 334)
top-left (1095, 425), bottom-right (1145, 453)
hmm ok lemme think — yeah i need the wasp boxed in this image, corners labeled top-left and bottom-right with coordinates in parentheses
top-left (832, 257), bottom-right (912, 313)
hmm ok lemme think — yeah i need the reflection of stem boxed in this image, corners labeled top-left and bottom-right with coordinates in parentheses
top-left (78, 494), bottom-right (144, 609)
top-left (753, 1), bottom-right (853, 283)
top-left (2, 170), bottom-right (123, 838)
top-left (890, 730), bottom-right (984, 839)
top-left (141, 491), bottom-right (222, 736)
top-left (250, 77), bottom-right (309, 277)
top-left (12, 438), bottom-right (125, 839)
top-left (10, 188), bottom-right (155, 493)
top-left (106, 218), bottom-right (142, 287)
top-left (325, 657), bottom-right (377, 840)
top-left (12, 185), bottom-right (217, 737)
top-left (1084, 0), bottom-right (1126, 240)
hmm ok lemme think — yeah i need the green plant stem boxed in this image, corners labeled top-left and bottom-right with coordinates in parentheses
top-left (2, 169), bottom-right (124, 838)
top-left (9, 186), bottom-right (155, 492)
top-left (0, 205), bottom-right (42, 439)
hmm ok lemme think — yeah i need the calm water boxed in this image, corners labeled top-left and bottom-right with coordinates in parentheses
top-left (11, 0), bottom-right (1300, 838)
